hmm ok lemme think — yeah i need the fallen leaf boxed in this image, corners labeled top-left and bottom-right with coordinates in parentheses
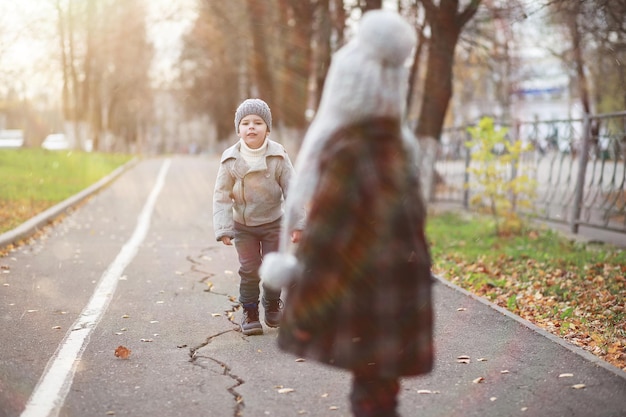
top-left (321, 393), bottom-right (329, 398)
top-left (150, 320), bottom-right (159, 324)
top-left (457, 355), bottom-right (470, 360)
top-left (211, 313), bottom-right (221, 317)
top-left (477, 358), bottom-right (488, 362)
top-left (277, 388), bottom-right (295, 394)
top-left (27, 309), bottom-right (38, 313)
top-left (558, 373), bottom-right (574, 378)
top-left (457, 307), bottom-right (467, 311)
top-left (114, 345), bottom-right (131, 359)
top-left (121, 314), bottom-right (130, 318)
top-left (106, 411), bottom-right (115, 415)
top-left (52, 326), bottom-right (61, 330)
top-left (501, 370), bottom-right (510, 374)
top-left (329, 406), bottom-right (339, 410)
top-left (490, 397), bottom-right (497, 402)
top-left (156, 301), bottom-right (164, 304)
top-left (472, 377), bottom-right (485, 384)
top-left (457, 359), bottom-right (470, 364)
top-left (417, 390), bottom-right (432, 394)
top-left (572, 384), bottom-right (586, 389)
top-left (295, 358), bottom-right (306, 362)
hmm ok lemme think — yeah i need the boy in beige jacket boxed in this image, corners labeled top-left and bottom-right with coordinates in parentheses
top-left (213, 98), bottom-right (302, 335)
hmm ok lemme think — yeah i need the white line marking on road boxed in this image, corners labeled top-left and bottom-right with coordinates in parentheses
top-left (20, 158), bottom-right (172, 417)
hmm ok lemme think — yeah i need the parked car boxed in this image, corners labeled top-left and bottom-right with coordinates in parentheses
top-left (41, 133), bottom-right (70, 150)
top-left (0, 129), bottom-right (24, 148)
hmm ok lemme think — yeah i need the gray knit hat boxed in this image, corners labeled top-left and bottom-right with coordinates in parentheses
top-left (234, 98), bottom-right (272, 134)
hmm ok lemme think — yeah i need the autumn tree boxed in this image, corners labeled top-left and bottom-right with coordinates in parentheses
top-left (178, 1), bottom-right (242, 142)
top-left (408, 0), bottom-right (482, 201)
top-left (447, 1), bottom-right (527, 125)
top-left (52, 0), bottom-right (153, 152)
top-left (99, 0), bottom-right (154, 152)
top-left (548, 0), bottom-right (626, 114)
top-left (416, 0), bottom-right (482, 141)
top-left (179, 0), bottom-right (325, 141)
top-left (275, 0), bottom-right (316, 129)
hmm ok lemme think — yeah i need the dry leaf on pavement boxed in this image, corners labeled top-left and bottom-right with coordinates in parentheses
top-left (277, 388), bottom-right (295, 394)
top-left (114, 345), bottom-right (131, 359)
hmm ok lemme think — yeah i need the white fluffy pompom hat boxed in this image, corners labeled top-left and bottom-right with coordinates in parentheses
top-left (260, 9), bottom-right (417, 290)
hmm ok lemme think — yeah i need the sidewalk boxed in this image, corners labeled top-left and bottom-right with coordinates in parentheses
top-left (1, 157), bottom-right (625, 417)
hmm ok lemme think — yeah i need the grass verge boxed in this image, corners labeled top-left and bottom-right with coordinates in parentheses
top-left (427, 210), bottom-right (626, 372)
top-left (0, 149), bottom-right (132, 234)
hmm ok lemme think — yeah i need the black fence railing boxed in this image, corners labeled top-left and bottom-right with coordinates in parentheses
top-left (435, 111), bottom-right (626, 235)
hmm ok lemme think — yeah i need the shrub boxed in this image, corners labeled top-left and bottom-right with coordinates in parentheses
top-left (465, 117), bottom-right (537, 236)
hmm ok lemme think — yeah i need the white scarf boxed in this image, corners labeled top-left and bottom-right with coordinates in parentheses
top-left (239, 138), bottom-right (268, 166)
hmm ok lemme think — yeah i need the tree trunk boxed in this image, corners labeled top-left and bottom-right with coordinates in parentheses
top-left (415, 0), bottom-right (481, 141)
top-left (568, 7), bottom-right (591, 115)
top-left (55, 0), bottom-right (71, 123)
top-left (277, 0), bottom-right (314, 129)
top-left (406, 24), bottom-right (426, 119)
top-left (415, 0), bottom-right (481, 202)
top-left (246, 0), bottom-right (275, 104)
top-left (314, 0), bottom-right (332, 110)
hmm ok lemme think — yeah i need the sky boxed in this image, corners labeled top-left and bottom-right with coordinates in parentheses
top-left (0, 1), bottom-right (57, 100)
top-left (0, 0), bottom-right (198, 100)
top-left (146, 0), bottom-right (198, 87)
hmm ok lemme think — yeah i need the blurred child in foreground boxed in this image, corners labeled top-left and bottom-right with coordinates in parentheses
top-left (261, 10), bottom-right (433, 417)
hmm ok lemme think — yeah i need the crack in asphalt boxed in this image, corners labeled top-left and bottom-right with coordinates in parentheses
top-left (187, 247), bottom-right (245, 416)
top-left (189, 330), bottom-right (245, 417)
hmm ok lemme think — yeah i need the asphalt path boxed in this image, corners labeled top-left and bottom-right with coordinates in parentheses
top-left (1, 155), bottom-right (625, 417)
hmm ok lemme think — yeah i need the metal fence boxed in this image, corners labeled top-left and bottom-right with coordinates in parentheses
top-left (434, 111), bottom-right (626, 235)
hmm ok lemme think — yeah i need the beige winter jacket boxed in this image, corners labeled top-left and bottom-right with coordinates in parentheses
top-left (213, 139), bottom-right (301, 241)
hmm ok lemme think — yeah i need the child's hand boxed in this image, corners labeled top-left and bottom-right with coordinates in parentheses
top-left (291, 230), bottom-right (302, 243)
top-left (221, 237), bottom-right (233, 246)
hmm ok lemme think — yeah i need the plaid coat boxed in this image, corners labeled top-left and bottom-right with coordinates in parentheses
top-left (278, 117), bottom-right (433, 378)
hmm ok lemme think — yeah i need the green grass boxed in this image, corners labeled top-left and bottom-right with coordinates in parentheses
top-left (0, 148), bottom-right (132, 233)
top-left (426, 210), bottom-right (626, 370)
top-left (427, 211), bottom-right (626, 275)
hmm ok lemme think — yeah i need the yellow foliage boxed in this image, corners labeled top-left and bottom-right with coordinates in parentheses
top-left (465, 117), bottom-right (537, 236)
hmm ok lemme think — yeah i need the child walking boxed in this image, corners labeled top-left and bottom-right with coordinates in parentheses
top-left (213, 98), bottom-right (302, 336)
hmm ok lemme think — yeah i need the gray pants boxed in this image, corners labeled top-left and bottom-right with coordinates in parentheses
top-left (233, 218), bottom-right (281, 307)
